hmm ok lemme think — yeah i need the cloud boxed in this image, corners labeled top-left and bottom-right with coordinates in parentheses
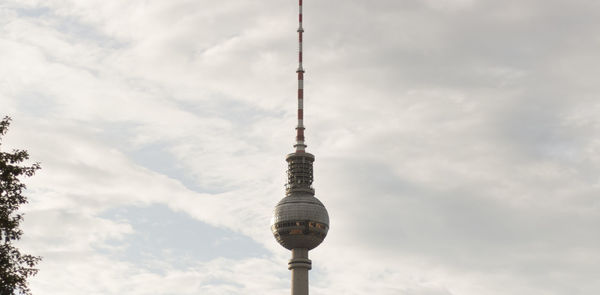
top-left (2, 0), bottom-right (600, 294)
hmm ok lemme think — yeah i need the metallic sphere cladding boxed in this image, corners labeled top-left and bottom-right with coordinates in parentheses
top-left (271, 193), bottom-right (329, 250)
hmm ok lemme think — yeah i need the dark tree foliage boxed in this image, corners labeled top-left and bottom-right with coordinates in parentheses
top-left (0, 117), bottom-right (41, 295)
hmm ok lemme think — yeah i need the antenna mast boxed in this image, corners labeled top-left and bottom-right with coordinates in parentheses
top-left (295, 0), bottom-right (306, 152)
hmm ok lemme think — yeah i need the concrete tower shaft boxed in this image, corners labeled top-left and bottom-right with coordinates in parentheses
top-left (289, 249), bottom-right (311, 295)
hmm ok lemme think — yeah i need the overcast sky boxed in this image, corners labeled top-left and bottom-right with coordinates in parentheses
top-left (1, 0), bottom-right (600, 294)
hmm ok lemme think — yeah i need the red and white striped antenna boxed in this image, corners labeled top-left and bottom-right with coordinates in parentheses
top-left (294, 0), bottom-right (306, 153)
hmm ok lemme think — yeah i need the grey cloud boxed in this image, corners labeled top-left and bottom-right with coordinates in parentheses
top-left (4, 0), bottom-right (600, 294)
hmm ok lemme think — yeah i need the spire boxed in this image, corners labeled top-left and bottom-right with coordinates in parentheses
top-left (287, 0), bottom-right (314, 197)
top-left (294, 0), bottom-right (306, 152)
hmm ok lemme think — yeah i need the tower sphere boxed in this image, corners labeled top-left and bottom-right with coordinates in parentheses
top-left (271, 193), bottom-right (329, 250)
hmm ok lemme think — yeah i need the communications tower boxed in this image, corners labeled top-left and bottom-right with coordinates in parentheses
top-left (271, 1), bottom-right (329, 295)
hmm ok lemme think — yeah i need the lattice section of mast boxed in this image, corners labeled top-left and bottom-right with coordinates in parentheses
top-left (285, 153), bottom-right (314, 195)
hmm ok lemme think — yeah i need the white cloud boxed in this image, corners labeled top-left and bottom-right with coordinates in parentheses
top-left (2, 0), bottom-right (600, 294)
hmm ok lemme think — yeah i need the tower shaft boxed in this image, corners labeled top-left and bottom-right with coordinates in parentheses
top-left (289, 248), bottom-right (311, 295)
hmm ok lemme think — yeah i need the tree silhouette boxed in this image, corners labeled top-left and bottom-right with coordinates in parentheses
top-left (0, 117), bottom-right (41, 295)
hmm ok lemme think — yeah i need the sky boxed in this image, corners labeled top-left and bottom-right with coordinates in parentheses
top-left (1, 0), bottom-right (600, 294)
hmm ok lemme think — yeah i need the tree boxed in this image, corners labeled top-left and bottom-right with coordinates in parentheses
top-left (0, 117), bottom-right (41, 295)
